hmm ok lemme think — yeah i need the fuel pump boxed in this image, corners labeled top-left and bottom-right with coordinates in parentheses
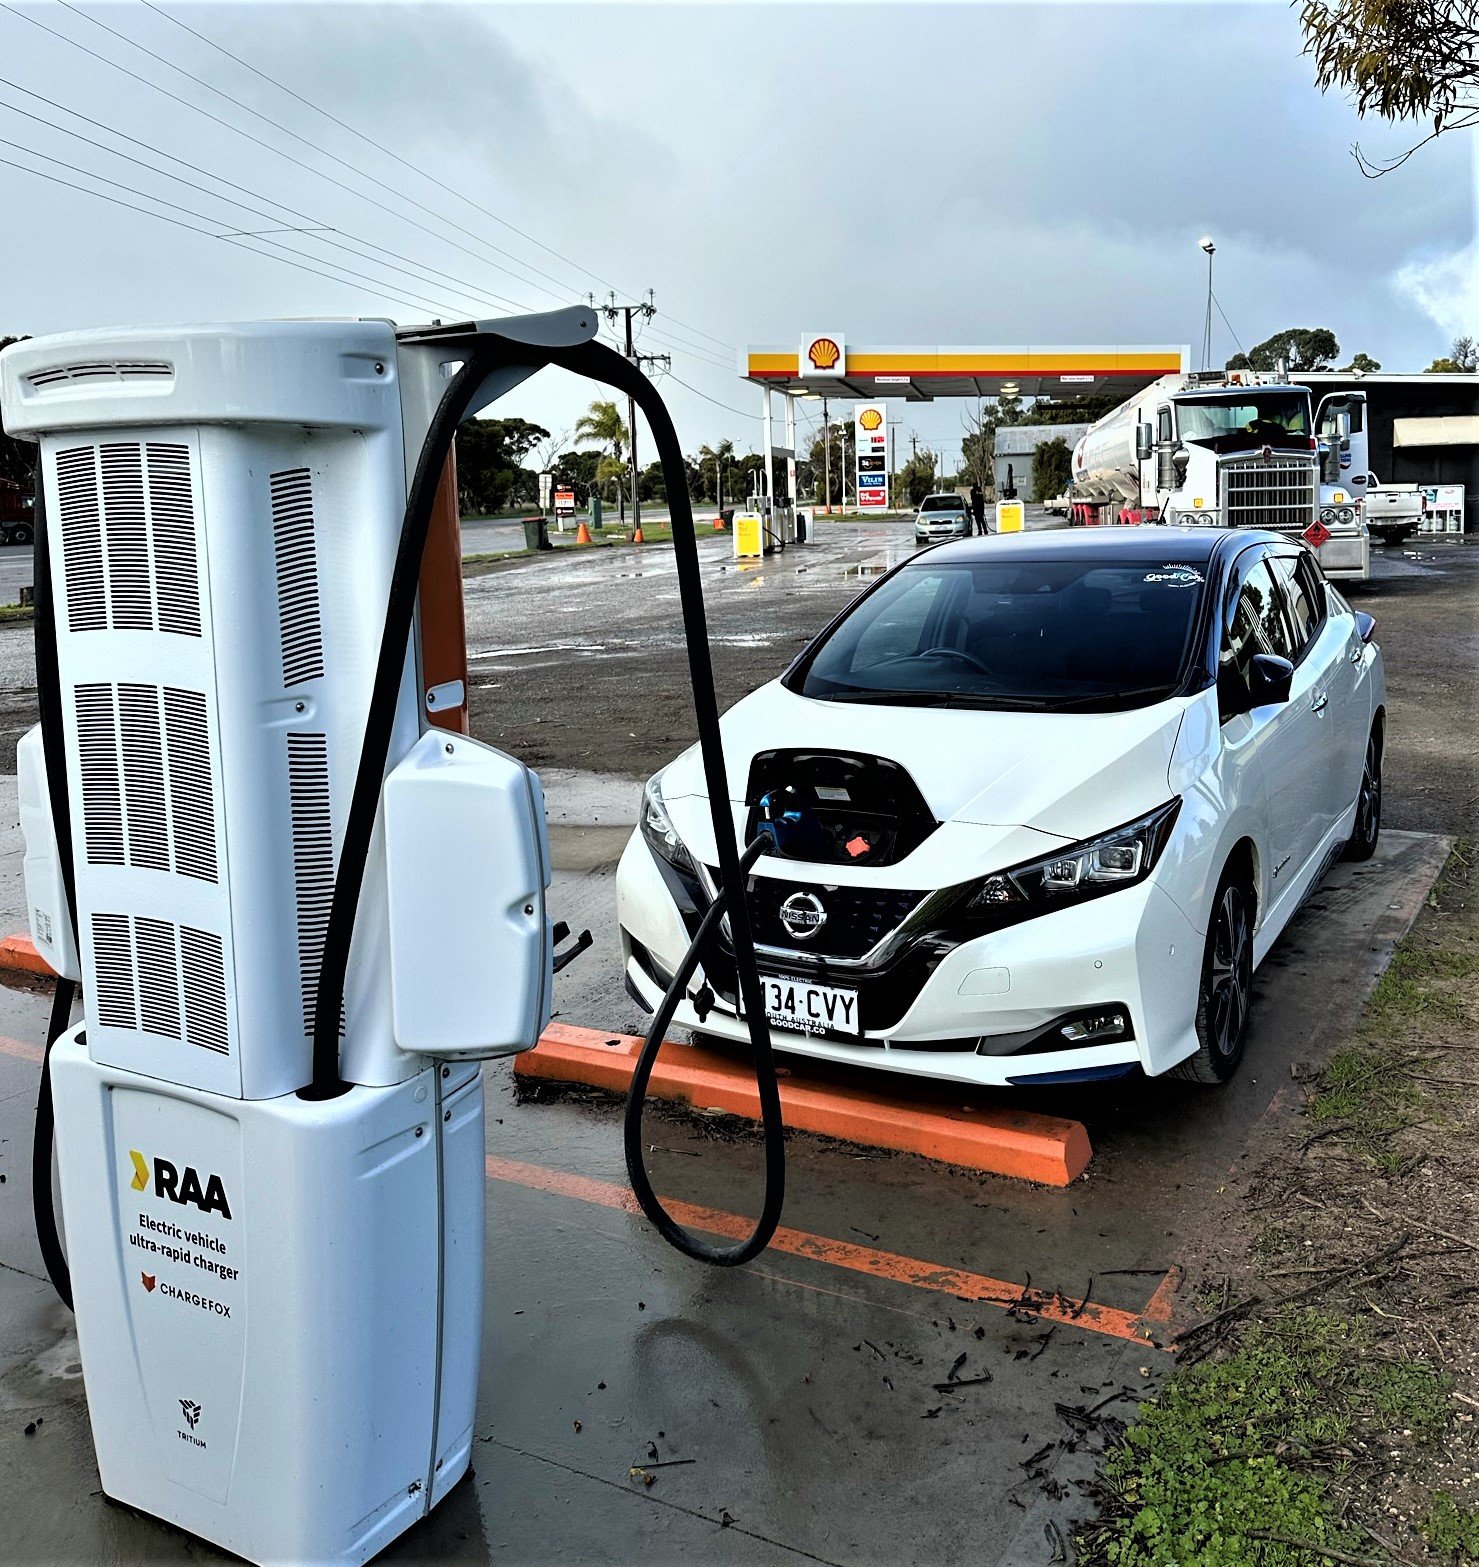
top-left (0, 307), bottom-right (783, 1566)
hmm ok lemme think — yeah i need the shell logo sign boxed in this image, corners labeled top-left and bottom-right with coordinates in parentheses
top-left (800, 333), bottom-right (845, 377)
top-left (858, 407), bottom-right (883, 431)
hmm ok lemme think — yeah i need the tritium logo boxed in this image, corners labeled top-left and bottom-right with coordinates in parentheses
top-left (179, 1399), bottom-right (202, 1431)
top-left (127, 1150), bottom-right (232, 1219)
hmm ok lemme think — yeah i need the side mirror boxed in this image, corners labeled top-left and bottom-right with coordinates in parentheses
top-left (1222, 653), bottom-right (1294, 719)
top-left (1336, 411), bottom-right (1352, 440)
top-left (1354, 610), bottom-right (1376, 644)
top-left (1248, 653), bottom-right (1294, 707)
top-left (1135, 424), bottom-right (1154, 462)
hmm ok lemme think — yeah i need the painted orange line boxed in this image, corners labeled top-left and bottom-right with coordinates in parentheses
top-left (1139, 1265), bottom-right (1182, 1328)
top-left (516, 1023), bottom-right (1091, 1187)
top-left (484, 1153), bottom-right (1160, 1346)
top-left (0, 934), bottom-right (54, 982)
top-left (0, 1032), bottom-right (44, 1064)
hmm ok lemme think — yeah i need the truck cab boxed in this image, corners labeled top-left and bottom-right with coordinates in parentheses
top-left (1070, 374), bottom-right (1371, 580)
top-left (0, 478), bottom-right (35, 546)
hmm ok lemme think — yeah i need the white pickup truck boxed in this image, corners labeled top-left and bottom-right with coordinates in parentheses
top-left (1363, 473), bottom-right (1426, 546)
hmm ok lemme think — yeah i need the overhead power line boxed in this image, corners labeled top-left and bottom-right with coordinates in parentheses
top-left (2, 4), bottom-right (751, 407)
top-left (0, 3), bottom-right (576, 310)
top-left (0, 150), bottom-right (443, 313)
top-left (664, 372), bottom-right (762, 422)
top-left (136, 0), bottom-right (737, 356)
top-left (0, 87), bottom-right (544, 318)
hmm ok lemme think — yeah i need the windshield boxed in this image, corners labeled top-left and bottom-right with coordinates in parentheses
top-left (795, 556), bottom-right (1206, 710)
top-left (1176, 392), bottom-right (1311, 448)
top-left (919, 495), bottom-right (964, 512)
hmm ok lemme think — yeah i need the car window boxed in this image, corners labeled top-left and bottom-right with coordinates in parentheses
top-left (919, 496), bottom-right (963, 513)
top-left (1220, 557), bottom-right (1294, 708)
top-left (848, 572), bottom-right (950, 670)
top-left (1268, 554), bottom-right (1322, 655)
top-left (796, 556), bottom-right (1206, 710)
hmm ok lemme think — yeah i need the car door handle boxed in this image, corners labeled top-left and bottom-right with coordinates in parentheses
top-left (1349, 645), bottom-right (1364, 664)
top-left (1311, 692), bottom-right (1329, 713)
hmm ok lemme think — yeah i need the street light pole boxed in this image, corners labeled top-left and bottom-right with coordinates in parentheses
top-left (1200, 237), bottom-right (1216, 371)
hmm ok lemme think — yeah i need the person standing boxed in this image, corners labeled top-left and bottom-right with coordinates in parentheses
top-left (970, 481), bottom-right (987, 535)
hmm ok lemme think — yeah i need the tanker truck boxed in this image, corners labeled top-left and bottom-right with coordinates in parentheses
top-left (1068, 372), bottom-right (1370, 580)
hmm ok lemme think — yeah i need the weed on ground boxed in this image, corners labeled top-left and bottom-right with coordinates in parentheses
top-left (1084, 844), bottom-right (1479, 1565)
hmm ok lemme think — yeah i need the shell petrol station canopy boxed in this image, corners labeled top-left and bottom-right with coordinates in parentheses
top-left (742, 336), bottom-right (1190, 401)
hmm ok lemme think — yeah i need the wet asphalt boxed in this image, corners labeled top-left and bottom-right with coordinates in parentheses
top-left (0, 517), bottom-right (1466, 1565)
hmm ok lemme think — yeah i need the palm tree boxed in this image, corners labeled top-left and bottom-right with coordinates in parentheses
top-left (574, 400), bottom-right (630, 520)
top-left (697, 438), bottom-right (735, 509)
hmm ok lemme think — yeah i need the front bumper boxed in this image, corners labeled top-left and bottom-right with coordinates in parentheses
top-left (1313, 530), bottom-right (1369, 580)
top-left (616, 832), bottom-right (1204, 1088)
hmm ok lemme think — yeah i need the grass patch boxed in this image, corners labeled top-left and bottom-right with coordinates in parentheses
top-left (1424, 1492), bottom-right (1479, 1558)
top-left (1081, 1312), bottom-right (1449, 1566)
top-left (0, 603), bottom-right (33, 623)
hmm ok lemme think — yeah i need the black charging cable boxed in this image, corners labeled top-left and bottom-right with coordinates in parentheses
top-left (284, 319), bottom-right (783, 1254)
top-left (30, 470), bottom-right (80, 1310)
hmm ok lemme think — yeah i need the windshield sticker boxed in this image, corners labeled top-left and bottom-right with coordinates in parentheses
top-left (1144, 565), bottom-right (1204, 586)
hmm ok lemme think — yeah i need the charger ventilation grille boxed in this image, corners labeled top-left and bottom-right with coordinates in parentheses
top-left (271, 468), bottom-right (325, 687)
top-left (27, 360), bottom-right (173, 389)
top-left (287, 731), bottom-right (340, 1035)
top-left (74, 682), bottom-right (218, 882)
top-left (89, 913), bottom-right (230, 1055)
top-left (52, 442), bottom-right (201, 637)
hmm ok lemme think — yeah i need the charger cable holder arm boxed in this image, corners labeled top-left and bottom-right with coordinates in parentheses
top-left (311, 315), bottom-right (783, 1265)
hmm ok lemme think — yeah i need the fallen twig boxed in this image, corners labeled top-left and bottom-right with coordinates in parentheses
top-left (1245, 1529), bottom-right (1383, 1566)
top-left (1178, 1235), bottom-right (1413, 1344)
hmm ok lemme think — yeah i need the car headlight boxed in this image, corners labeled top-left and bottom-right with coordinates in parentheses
top-left (962, 799), bottom-right (1182, 927)
top-left (1320, 507), bottom-right (1335, 524)
top-left (640, 768), bottom-right (696, 876)
top-left (1337, 506), bottom-right (1354, 524)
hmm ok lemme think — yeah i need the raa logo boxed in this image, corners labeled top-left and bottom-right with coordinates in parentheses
top-left (128, 1150), bottom-right (232, 1219)
top-left (859, 407), bottom-right (883, 431)
top-left (140, 1272), bottom-right (156, 1292)
top-left (806, 337), bottom-right (841, 371)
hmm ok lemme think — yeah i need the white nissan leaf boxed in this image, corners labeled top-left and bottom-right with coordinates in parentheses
top-left (617, 529), bottom-right (1385, 1088)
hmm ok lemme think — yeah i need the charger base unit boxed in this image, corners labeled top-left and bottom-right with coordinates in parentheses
top-left (49, 1031), bottom-right (485, 1567)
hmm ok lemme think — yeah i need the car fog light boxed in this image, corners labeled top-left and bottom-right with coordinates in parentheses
top-left (1061, 1011), bottom-right (1128, 1043)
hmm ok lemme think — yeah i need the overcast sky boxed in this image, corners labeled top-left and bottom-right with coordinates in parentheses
top-left (2, 0), bottom-right (1474, 467)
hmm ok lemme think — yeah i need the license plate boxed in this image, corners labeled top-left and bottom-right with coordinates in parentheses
top-left (759, 976), bottom-right (860, 1037)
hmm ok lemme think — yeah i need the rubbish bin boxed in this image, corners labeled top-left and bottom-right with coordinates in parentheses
top-left (588, 494), bottom-right (603, 532)
top-left (795, 511), bottom-right (808, 544)
top-left (523, 515), bottom-right (551, 551)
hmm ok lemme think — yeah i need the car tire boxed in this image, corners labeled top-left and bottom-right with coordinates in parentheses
top-left (1172, 866), bottom-right (1254, 1085)
top-left (9, 525), bottom-right (31, 546)
top-left (1342, 727), bottom-right (1382, 863)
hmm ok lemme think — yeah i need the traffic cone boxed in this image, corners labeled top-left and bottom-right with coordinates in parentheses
top-left (633, 524), bottom-right (644, 544)
top-left (575, 520), bottom-right (592, 545)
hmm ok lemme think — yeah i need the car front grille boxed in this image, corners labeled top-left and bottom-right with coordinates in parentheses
top-left (731, 876), bottom-right (924, 960)
top-left (1219, 454), bottom-right (1317, 533)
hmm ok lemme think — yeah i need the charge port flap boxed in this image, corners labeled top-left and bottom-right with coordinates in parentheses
top-left (384, 730), bottom-right (551, 1057)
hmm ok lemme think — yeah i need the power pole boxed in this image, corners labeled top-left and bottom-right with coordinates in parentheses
top-left (596, 290), bottom-right (669, 531)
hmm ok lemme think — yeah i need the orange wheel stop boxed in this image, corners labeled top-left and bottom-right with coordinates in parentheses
top-left (0, 933), bottom-right (54, 983)
top-left (516, 1022), bottom-right (1092, 1186)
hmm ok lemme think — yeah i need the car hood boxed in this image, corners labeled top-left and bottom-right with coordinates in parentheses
top-left (660, 680), bottom-right (1197, 846)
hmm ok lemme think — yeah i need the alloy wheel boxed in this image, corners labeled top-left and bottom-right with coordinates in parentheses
top-left (1209, 884), bottom-right (1251, 1059)
top-left (1356, 736), bottom-right (1381, 845)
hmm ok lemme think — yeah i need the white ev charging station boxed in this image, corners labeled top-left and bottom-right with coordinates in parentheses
top-left (0, 309), bottom-right (785, 1565)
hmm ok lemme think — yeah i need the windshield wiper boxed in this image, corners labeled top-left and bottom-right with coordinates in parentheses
top-left (810, 688), bottom-right (1052, 710)
top-left (1051, 684), bottom-right (1176, 712)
